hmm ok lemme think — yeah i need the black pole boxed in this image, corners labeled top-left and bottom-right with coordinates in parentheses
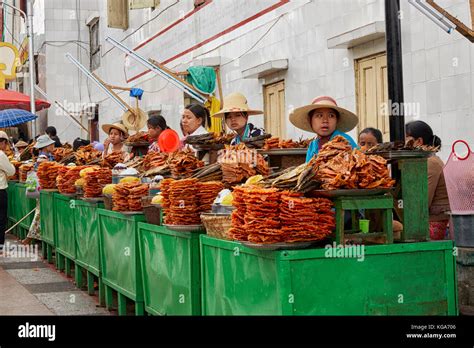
top-left (385, 0), bottom-right (405, 142)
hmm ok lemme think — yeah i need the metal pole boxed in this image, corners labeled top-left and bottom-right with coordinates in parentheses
top-left (26, 0), bottom-right (36, 138)
top-left (384, 0), bottom-right (405, 142)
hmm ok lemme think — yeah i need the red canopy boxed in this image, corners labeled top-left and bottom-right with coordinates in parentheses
top-left (0, 89), bottom-right (51, 111)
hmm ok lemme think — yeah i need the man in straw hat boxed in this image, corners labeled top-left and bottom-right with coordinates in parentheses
top-left (213, 92), bottom-right (265, 145)
top-left (289, 96), bottom-right (358, 162)
top-left (0, 131), bottom-right (15, 250)
top-left (101, 122), bottom-right (131, 159)
top-left (15, 140), bottom-right (29, 153)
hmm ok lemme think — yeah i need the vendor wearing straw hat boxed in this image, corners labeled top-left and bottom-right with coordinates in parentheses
top-left (101, 122), bottom-right (131, 159)
top-left (289, 96), bottom-right (358, 162)
top-left (15, 140), bottom-right (29, 153)
top-left (213, 92), bottom-right (265, 145)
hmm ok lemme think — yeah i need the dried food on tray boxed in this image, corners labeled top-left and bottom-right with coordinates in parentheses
top-left (198, 181), bottom-right (224, 212)
top-left (53, 147), bottom-right (74, 162)
top-left (263, 137), bottom-right (314, 150)
top-left (37, 162), bottom-right (64, 189)
top-left (112, 181), bottom-right (149, 212)
top-left (365, 139), bottom-right (439, 153)
top-left (102, 152), bottom-right (125, 169)
top-left (168, 151), bottom-right (204, 178)
top-left (75, 145), bottom-right (102, 165)
top-left (19, 163), bottom-right (34, 182)
top-left (142, 152), bottom-right (169, 171)
top-left (83, 168), bottom-right (112, 198)
top-left (126, 131), bottom-right (149, 144)
top-left (57, 166), bottom-right (85, 194)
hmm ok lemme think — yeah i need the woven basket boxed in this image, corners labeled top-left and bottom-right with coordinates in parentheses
top-left (200, 213), bottom-right (232, 240)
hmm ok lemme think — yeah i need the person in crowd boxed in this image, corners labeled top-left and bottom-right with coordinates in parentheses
top-left (147, 115), bottom-right (170, 153)
top-left (101, 123), bottom-right (130, 159)
top-left (290, 96), bottom-right (358, 162)
top-left (358, 127), bottom-right (383, 152)
top-left (15, 140), bottom-right (29, 154)
top-left (73, 138), bottom-right (91, 151)
top-left (181, 104), bottom-right (212, 161)
top-left (45, 126), bottom-right (62, 148)
top-left (34, 135), bottom-right (55, 164)
top-left (213, 92), bottom-right (265, 145)
top-left (181, 104), bottom-right (210, 139)
top-left (406, 120), bottom-right (449, 240)
top-left (0, 131), bottom-right (16, 250)
top-left (20, 135), bottom-right (57, 244)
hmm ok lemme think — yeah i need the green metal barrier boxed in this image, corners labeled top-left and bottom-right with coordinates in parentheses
top-left (53, 193), bottom-right (76, 275)
top-left (39, 191), bottom-right (56, 263)
top-left (138, 223), bottom-right (204, 315)
top-left (200, 235), bottom-right (458, 315)
top-left (74, 200), bottom-right (105, 305)
top-left (98, 209), bottom-right (146, 315)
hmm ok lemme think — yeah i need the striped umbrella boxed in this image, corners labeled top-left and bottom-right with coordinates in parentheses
top-left (0, 109), bottom-right (38, 128)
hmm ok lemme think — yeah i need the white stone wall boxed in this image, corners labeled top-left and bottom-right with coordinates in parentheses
top-left (37, 0), bottom-right (473, 161)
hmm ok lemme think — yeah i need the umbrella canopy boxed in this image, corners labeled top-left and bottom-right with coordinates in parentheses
top-left (0, 89), bottom-right (50, 111)
top-left (0, 109), bottom-right (38, 128)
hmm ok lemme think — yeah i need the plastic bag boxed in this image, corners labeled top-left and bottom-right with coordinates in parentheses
top-left (25, 171), bottom-right (40, 199)
top-left (443, 140), bottom-right (474, 214)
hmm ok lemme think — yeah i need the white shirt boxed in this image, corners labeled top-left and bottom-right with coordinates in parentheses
top-left (185, 126), bottom-right (209, 163)
top-left (0, 150), bottom-right (15, 190)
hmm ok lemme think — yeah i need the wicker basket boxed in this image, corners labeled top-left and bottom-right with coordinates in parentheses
top-left (200, 213), bottom-right (232, 240)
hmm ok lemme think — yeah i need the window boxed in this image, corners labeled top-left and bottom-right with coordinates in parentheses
top-left (129, 0), bottom-right (160, 10)
top-left (107, 0), bottom-right (129, 30)
top-left (89, 18), bottom-right (100, 71)
top-left (263, 80), bottom-right (286, 138)
top-left (355, 53), bottom-right (389, 141)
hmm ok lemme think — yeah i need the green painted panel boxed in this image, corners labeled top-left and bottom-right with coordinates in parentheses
top-left (200, 236), bottom-right (457, 316)
top-left (98, 209), bottom-right (146, 301)
top-left (74, 200), bottom-right (103, 274)
top-left (54, 194), bottom-right (76, 259)
top-left (201, 236), bottom-right (281, 315)
top-left (138, 223), bottom-right (203, 315)
top-left (39, 191), bottom-right (55, 245)
top-left (399, 159), bottom-right (429, 241)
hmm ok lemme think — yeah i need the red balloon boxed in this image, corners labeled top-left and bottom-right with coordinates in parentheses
top-left (158, 129), bottom-right (180, 153)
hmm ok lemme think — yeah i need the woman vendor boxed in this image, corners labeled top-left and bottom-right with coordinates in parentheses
top-left (406, 120), bottom-right (449, 240)
top-left (289, 96), bottom-right (358, 162)
top-left (147, 115), bottom-right (170, 153)
top-left (101, 122), bottom-right (131, 160)
top-left (213, 92), bottom-right (265, 145)
top-left (22, 134), bottom-right (57, 244)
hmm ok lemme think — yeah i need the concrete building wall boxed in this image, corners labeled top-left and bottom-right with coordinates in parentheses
top-left (36, 0), bottom-right (473, 160)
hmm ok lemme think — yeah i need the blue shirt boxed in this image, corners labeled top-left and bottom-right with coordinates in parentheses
top-left (305, 130), bottom-right (358, 162)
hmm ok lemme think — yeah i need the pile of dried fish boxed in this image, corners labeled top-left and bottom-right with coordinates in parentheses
top-left (142, 152), bottom-right (169, 171)
top-left (102, 152), bottom-right (125, 169)
top-left (125, 131), bottom-right (149, 146)
top-left (263, 137), bottom-right (314, 150)
top-left (191, 163), bottom-right (223, 182)
top-left (242, 134), bottom-right (272, 149)
top-left (262, 162), bottom-right (319, 193)
top-left (169, 150), bottom-right (204, 178)
top-left (185, 132), bottom-right (234, 147)
top-left (53, 147), bottom-right (74, 162)
top-left (366, 139), bottom-right (439, 153)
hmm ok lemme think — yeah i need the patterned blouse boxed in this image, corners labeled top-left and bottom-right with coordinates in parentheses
top-left (230, 123), bottom-right (265, 145)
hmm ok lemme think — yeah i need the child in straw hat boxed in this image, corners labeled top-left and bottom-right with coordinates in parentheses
top-left (101, 122), bottom-right (131, 160)
top-left (213, 92), bottom-right (265, 145)
top-left (289, 96), bottom-right (358, 162)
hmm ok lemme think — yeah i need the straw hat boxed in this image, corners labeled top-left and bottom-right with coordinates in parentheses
top-left (121, 109), bottom-right (148, 131)
top-left (0, 131), bottom-right (9, 141)
top-left (34, 135), bottom-right (55, 149)
top-left (102, 122), bottom-right (129, 138)
top-left (289, 96), bottom-right (358, 133)
top-left (212, 92), bottom-right (263, 118)
top-left (15, 140), bottom-right (28, 148)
